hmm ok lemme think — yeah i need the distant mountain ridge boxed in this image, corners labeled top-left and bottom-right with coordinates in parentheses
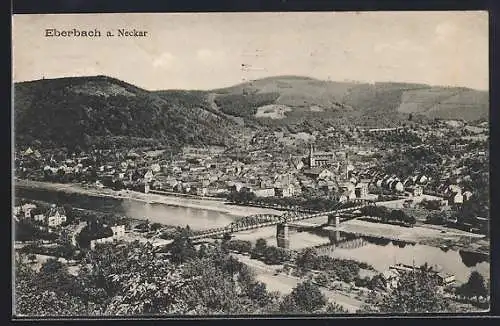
top-left (14, 75), bottom-right (488, 149)
top-left (209, 75), bottom-right (488, 125)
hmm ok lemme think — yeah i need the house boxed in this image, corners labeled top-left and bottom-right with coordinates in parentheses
top-left (254, 188), bottom-right (275, 198)
top-left (275, 184), bottom-right (295, 197)
top-left (34, 213), bottom-right (45, 223)
top-left (150, 163), bottom-right (161, 173)
top-left (449, 192), bottom-right (464, 205)
top-left (23, 147), bottom-right (34, 156)
top-left (407, 185), bottom-right (423, 197)
top-left (196, 187), bottom-right (208, 197)
top-left (45, 204), bottom-right (67, 227)
top-left (382, 269), bottom-right (400, 290)
top-left (20, 203), bottom-right (36, 219)
top-left (303, 168), bottom-right (334, 180)
top-left (354, 182), bottom-right (369, 198)
top-left (338, 181), bottom-right (356, 194)
top-left (290, 157), bottom-right (305, 171)
top-left (463, 190), bottom-right (473, 201)
top-left (110, 225), bottom-right (126, 238)
top-left (228, 182), bottom-right (245, 193)
top-left (389, 180), bottom-right (404, 193)
top-left (318, 180), bottom-right (337, 192)
top-left (416, 174), bottom-right (429, 184)
top-left (144, 170), bottom-right (154, 183)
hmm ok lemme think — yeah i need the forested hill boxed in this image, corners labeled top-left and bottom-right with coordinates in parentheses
top-left (14, 76), bottom-right (238, 150)
top-left (14, 75), bottom-right (488, 150)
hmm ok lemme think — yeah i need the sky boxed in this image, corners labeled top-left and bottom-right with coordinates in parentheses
top-left (12, 12), bottom-right (489, 90)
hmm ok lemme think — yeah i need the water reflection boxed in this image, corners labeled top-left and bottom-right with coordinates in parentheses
top-left (459, 249), bottom-right (489, 267)
top-left (299, 228), bottom-right (490, 284)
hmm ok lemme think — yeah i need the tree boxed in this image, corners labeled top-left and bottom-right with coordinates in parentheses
top-left (14, 255), bottom-right (98, 316)
top-left (197, 244), bottom-right (208, 258)
top-left (420, 199), bottom-right (442, 211)
top-left (78, 241), bottom-right (193, 315)
top-left (426, 211), bottom-right (448, 225)
top-left (324, 302), bottom-right (348, 313)
top-left (368, 274), bottom-right (386, 291)
top-left (377, 270), bottom-right (451, 313)
top-left (314, 272), bottom-right (329, 287)
top-left (28, 254), bottom-right (37, 264)
top-left (389, 210), bottom-right (406, 223)
top-left (252, 238), bottom-right (268, 258)
top-left (457, 271), bottom-right (488, 302)
top-left (226, 240), bottom-right (253, 253)
top-left (62, 204), bottom-right (75, 224)
top-left (295, 248), bottom-right (318, 271)
top-left (246, 281), bottom-right (271, 307)
top-left (167, 227), bottom-right (197, 264)
top-left (263, 246), bottom-right (290, 265)
top-left (280, 281), bottom-right (327, 313)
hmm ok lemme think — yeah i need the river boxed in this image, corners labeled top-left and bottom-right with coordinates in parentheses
top-left (15, 185), bottom-right (240, 230)
top-left (16, 185), bottom-right (490, 284)
top-left (232, 226), bottom-right (490, 284)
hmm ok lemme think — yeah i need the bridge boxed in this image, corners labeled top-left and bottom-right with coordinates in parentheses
top-left (189, 198), bottom-right (376, 248)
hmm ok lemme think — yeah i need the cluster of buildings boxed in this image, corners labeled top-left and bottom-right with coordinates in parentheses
top-left (382, 263), bottom-right (456, 292)
top-left (15, 117), bottom-right (488, 214)
top-left (14, 203), bottom-right (67, 228)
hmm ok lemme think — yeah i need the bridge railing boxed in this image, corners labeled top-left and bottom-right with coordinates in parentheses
top-left (189, 200), bottom-right (376, 239)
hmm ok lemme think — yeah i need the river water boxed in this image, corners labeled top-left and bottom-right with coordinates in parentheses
top-left (233, 226), bottom-right (489, 284)
top-left (15, 186), bottom-right (239, 230)
top-left (16, 186), bottom-right (490, 284)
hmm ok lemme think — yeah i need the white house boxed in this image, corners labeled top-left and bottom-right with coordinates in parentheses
top-left (254, 188), bottom-right (275, 198)
top-left (382, 269), bottom-right (400, 290)
top-left (150, 163), bottom-right (161, 173)
top-left (111, 225), bottom-right (126, 238)
top-left (46, 204), bottom-right (67, 227)
top-left (275, 184), bottom-right (295, 197)
top-left (144, 170), bottom-right (154, 183)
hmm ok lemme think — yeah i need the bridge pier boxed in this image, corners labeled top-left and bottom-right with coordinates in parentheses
top-left (276, 223), bottom-right (290, 249)
top-left (328, 229), bottom-right (341, 243)
top-left (327, 214), bottom-right (340, 227)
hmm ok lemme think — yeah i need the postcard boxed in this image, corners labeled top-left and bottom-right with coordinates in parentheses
top-left (12, 12), bottom-right (490, 317)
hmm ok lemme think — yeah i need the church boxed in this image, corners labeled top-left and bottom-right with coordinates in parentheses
top-left (307, 144), bottom-right (336, 168)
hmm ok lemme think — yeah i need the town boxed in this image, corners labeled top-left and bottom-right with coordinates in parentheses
top-left (13, 11), bottom-right (490, 318)
top-left (14, 117), bottom-right (490, 315)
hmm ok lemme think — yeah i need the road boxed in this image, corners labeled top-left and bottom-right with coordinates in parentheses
top-left (232, 253), bottom-right (364, 313)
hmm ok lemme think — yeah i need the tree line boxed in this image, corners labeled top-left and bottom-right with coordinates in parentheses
top-left (360, 206), bottom-right (416, 226)
top-left (228, 190), bottom-right (350, 212)
top-left (14, 228), bottom-right (347, 316)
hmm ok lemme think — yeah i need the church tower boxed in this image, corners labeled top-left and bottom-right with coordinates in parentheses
top-left (345, 152), bottom-right (350, 180)
top-left (309, 144), bottom-right (315, 167)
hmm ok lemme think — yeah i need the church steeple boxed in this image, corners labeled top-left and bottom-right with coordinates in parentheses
top-left (309, 143), bottom-right (315, 167)
top-left (345, 152), bottom-right (350, 180)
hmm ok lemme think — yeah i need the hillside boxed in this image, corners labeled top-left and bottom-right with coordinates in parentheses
top-left (14, 75), bottom-right (488, 150)
top-left (14, 76), bottom-right (238, 150)
top-left (210, 76), bottom-right (488, 127)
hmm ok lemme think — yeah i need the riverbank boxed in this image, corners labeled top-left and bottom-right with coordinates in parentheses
top-left (14, 179), bottom-right (284, 218)
top-left (330, 219), bottom-right (489, 255)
